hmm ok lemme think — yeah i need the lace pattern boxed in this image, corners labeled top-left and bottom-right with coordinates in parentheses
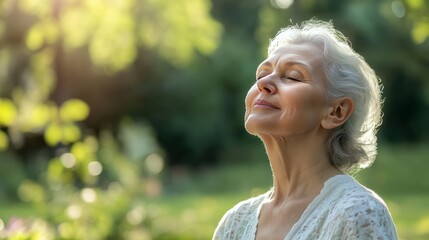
top-left (213, 175), bottom-right (397, 240)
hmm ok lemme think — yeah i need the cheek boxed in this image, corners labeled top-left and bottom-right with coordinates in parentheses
top-left (281, 89), bottom-right (326, 119)
top-left (244, 85), bottom-right (258, 115)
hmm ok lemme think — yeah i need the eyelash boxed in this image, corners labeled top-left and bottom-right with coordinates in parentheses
top-left (282, 76), bottom-right (301, 82)
top-left (255, 74), bottom-right (302, 82)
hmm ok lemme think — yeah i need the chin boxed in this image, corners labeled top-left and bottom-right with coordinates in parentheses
top-left (244, 119), bottom-right (265, 136)
top-left (244, 125), bottom-right (256, 136)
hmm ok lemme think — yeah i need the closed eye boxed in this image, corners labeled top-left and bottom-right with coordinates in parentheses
top-left (283, 76), bottom-right (302, 82)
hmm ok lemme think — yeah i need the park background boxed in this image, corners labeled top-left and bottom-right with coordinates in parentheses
top-left (0, 0), bottom-right (428, 239)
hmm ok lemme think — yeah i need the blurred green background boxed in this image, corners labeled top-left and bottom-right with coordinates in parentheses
top-left (0, 0), bottom-right (428, 239)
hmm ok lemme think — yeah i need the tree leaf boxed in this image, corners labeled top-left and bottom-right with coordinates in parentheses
top-left (59, 99), bottom-right (90, 122)
top-left (17, 180), bottom-right (46, 203)
top-left (44, 122), bottom-right (62, 146)
top-left (27, 104), bottom-right (51, 129)
top-left (71, 141), bottom-right (91, 162)
top-left (62, 123), bottom-right (81, 144)
top-left (0, 98), bottom-right (17, 126)
top-left (412, 21), bottom-right (429, 44)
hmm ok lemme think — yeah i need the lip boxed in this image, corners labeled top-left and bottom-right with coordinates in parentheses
top-left (254, 99), bottom-right (280, 109)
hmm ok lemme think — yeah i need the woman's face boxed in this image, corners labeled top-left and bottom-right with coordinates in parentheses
top-left (244, 42), bottom-right (330, 138)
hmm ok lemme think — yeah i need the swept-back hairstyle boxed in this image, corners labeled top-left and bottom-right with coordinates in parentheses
top-left (268, 19), bottom-right (383, 173)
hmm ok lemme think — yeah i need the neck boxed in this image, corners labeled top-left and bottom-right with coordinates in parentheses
top-left (260, 134), bottom-right (341, 205)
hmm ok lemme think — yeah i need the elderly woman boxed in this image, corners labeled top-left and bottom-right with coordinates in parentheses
top-left (213, 20), bottom-right (397, 239)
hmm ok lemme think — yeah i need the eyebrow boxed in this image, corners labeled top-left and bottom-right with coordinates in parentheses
top-left (257, 59), bottom-right (312, 72)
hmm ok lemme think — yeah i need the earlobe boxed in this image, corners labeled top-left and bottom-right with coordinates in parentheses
top-left (321, 97), bottom-right (355, 130)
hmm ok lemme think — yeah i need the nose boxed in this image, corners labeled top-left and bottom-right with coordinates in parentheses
top-left (256, 74), bottom-right (277, 94)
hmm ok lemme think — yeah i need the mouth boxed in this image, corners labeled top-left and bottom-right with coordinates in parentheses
top-left (253, 99), bottom-right (280, 109)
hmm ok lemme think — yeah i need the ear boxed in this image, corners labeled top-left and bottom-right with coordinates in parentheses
top-left (321, 97), bottom-right (355, 130)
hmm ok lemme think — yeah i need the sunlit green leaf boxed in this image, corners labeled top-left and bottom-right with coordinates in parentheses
top-left (0, 130), bottom-right (9, 151)
top-left (407, 0), bottom-right (424, 10)
top-left (26, 23), bottom-right (44, 50)
top-left (62, 123), bottom-right (81, 144)
top-left (412, 21), bottom-right (429, 44)
top-left (17, 180), bottom-right (45, 203)
top-left (26, 18), bottom-right (58, 50)
top-left (0, 98), bottom-right (17, 126)
top-left (71, 141), bottom-right (91, 161)
top-left (139, 0), bottom-right (222, 66)
top-left (28, 104), bottom-right (51, 129)
top-left (60, 7), bottom-right (95, 49)
top-left (47, 157), bottom-right (73, 186)
top-left (89, 26), bottom-right (137, 72)
top-left (89, 6), bottom-right (136, 71)
top-left (60, 99), bottom-right (90, 122)
top-left (44, 122), bottom-right (62, 146)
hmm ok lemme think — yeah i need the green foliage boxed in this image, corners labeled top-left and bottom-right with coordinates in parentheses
top-left (0, 96), bottom-right (89, 148)
top-left (404, 0), bottom-right (429, 44)
top-left (0, 99), bottom-right (17, 126)
top-left (16, 0), bottom-right (222, 71)
top-left (137, 30), bottom-right (261, 166)
top-left (0, 0), bottom-right (224, 166)
top-left (43, 99), bottom-right (90, 146)
top-left (1, 119), bottom-right (165, 239)
top-left (59, 99), bottom-right (89, 122)
top-left (140, 0), bottom-right (222, 66)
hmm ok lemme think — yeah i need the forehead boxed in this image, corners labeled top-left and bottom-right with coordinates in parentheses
top-left (261, 42), bottom-right (324, 70)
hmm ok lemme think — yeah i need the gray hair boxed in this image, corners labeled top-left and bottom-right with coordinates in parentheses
top-left (268, 19), bottom-right (383, 173)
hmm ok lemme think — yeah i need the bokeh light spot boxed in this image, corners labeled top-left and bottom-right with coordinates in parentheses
top-left (271, 0), bottom-right (294, 9)
top-left (88, 161), bottom-right (102, 176)
top-left (81, 188), bottom-right (97, 203)
top-left (126, 207), bottom-right (145, 225)
top-left (391, 1), bottom-right (406, 18)
top-left (60, 153), bottom-right (76, 169)
top-left (145, 153), bottom-right (164, 174)
top-left (66, 204), bottom-right (82, 219)
top-left (0, 218), bottom-right (4, 231)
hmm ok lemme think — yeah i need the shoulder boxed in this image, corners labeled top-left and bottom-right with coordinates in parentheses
top-left (213, 191), bottom-right (270, 240)
top-left (335, 177), bottom-right (387, 209)
top-left (328, 176), bottom-right (398, 239)
top-left (334, 176), bottom-right (391, 217)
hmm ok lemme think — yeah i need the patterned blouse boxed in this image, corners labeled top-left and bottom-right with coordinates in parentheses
top-left (213, 174), bottom-right (397, 240)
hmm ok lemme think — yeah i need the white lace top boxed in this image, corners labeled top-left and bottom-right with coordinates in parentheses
top-left (213, 174), bottom-right (397, 240)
